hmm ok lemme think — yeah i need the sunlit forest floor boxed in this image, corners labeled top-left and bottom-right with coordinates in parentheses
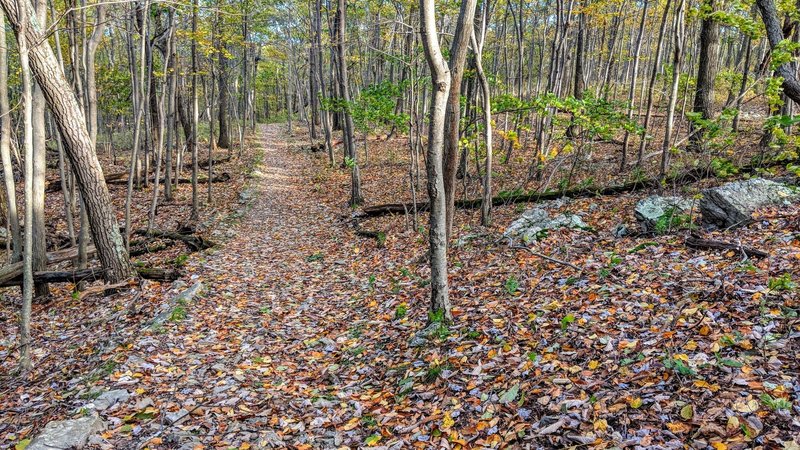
top-left (1, 123), bottom-right (798, 449)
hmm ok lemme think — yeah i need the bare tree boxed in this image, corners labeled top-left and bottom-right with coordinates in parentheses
top-left (419, 0), bottom-right (452, 320)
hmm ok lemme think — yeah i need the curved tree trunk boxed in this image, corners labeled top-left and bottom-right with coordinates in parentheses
top-left (0, 0), bottom-right (134, 283)
top-left (756, 0), bottom-right (800, 104)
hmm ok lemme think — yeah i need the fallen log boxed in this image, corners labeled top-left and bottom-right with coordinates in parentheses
top-left (107, 172), bottom-right (232, 186)
top-left (685, 235), bottom-right (769, 258)
top-left (358, 158), bottom-right (800, 219)
top-left (359, 169), bottom-right (702, 218)
top-left (131, 229), bottom-right (215, 252)
top-left (197, 155), bottom-right (232, 168)
top-left (0, 266), bottom-right (180, 287)
top-left (46, 172), bottom-right (127, 192)
top-left (0, 246), bottom-right (96, 285)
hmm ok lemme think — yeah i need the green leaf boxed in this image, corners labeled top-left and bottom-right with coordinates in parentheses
top-left (365, 434), bottom-right (382, 446)
top-left (680, 404), bottom-right (694, 420)
top-left (499, 383), bottom-right (520, 404)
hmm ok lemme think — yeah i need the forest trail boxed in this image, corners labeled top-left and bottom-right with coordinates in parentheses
top-left (111, 124), bottom-right (386, 448)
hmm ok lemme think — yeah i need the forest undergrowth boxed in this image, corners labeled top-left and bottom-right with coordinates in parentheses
top-left (1, 123), bottom-right (798, 449)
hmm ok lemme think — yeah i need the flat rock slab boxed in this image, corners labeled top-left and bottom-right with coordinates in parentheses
top-left (700, 178), bottom-right (797, 228)
top-left (28, 413), bottom-right (105, 450)
top-left (505, 208), bottom-right (588, 243)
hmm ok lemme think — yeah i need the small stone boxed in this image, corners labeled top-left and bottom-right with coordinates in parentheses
top-left (167, 408), bottom-right (190, 425)
top-left (612, 224), bottom-right (630, 238)
top-left (89, 389), bottom-right (129, 411)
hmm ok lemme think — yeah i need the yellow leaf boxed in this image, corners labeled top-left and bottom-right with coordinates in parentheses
top-left (684, 340), bottom-right (698, 351)
top-left (588, 360), bottom-right (600, 370)
top-left (726, 415), bottom-right (739, 432)
top-left (342, 417), bottom-right (359, 431)
top-left (629, 397), bottom-right (643, 409)
top-left (365, 434), bottom-right (382, 446)
top-left (710, 443), bottom-right (727, 450)
top-left (240, 443), bottom-right (251, 450)
top-left (442, 412), bottom-right (455, 430)
top-left (593, 419), bottom-right (608, 432)
top-left (666, 422), bottom-right (691, 433)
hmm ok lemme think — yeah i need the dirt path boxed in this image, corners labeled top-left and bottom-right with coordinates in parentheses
top-left (106, 124), bottom-right (398, 449)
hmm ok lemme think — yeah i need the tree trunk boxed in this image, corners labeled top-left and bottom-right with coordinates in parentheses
top-left (689, 0), bottom-right (720, 150)
top-left (661, 0), bottom-right (686, 178)
top-left (19, 0), bottom-right (34, 371)
top-left (0, 14), bottom-right (22, 263)
top-left (756, 0), bottom-right (800, 104)
top-left (31, 0), bottom-right (48, 297)
top-left (637, 0), bottom-right (671, 165)
top-left (473, 2), bottom-right (492, 227)
top-left (442, 0), bottom-right (477, 241)
top-left (621, 0), bottom-right (648, 169)
top-left (85, 4), bottom-right (105, 148)
top-left (336, 0), bottom-right (361, 206)
top-left (0, 0), bottom-right (134, 283)
top-left (420, 0), bottom-right (452, 321)
top-left (217, 47), bottom-right (231, 149)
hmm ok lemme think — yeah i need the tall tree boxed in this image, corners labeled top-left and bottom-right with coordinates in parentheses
top-left (0, 0), bottom-right (135, 283)
top-left (336, 0), bottom-right (361, 206)
top-left (420, 0), bottom-right (452, 320)
top-left (0, 14), bottom-right (21, 264)
top-left (442, 0), bottom-right (477, 240)
top-left (689, 0), bottom-right (720, 150)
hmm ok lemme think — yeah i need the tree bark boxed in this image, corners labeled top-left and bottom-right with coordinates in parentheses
top-left (0, 14), bottom-right (22, 263)
top-left (420, 0), bottom-right (452, 321)
top-left (756, 0), bottom-right (800, 104)
top-left (336, 0), bottom-right (361, 206)
top-left (0, 0), bottom-right (134, 283)
top-left (442, 0), bottom-right (477, 241)
top-left (689, 0), bottom-right (720, 150)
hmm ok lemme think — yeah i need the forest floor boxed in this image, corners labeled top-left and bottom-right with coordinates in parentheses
top-left (2, 123), bottom-right (799, 449)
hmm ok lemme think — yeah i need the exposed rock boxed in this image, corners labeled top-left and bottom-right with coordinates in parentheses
top-left (89, 389), bottom-right (129, 411)
top-left (149, 282), bottom-right (203, 328)
top-left (166, 408), bottom-right (190, 425)
top-left (700, 178), bottom-right (798, 228)
top-left (634, 196), bottom-right (694, 233)
top-left (238, 188), bottom-right (257, 204)
top-left (28, 413), bottom-right (105, 450)
top-left (612, 224), bottom-right (630, 238)
top-left (505, 208), bottom-right (588, 243)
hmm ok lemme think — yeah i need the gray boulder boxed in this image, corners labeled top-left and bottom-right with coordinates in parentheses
top-left (700, 178), bottom-right (798, 228)
top-left (505, 208), bottom-right (587, 243)
top-left (28, 413), bottom-right (105, 450)
top-left (634, 196), bottom-right (694, 233)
